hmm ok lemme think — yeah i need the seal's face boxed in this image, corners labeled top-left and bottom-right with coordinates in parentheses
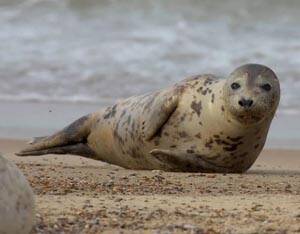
top-left (224, 64), bottom-right (280, 125)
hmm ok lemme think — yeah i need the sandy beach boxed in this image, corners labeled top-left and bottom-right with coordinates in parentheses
top-left (1, 0), bottom-right (300, 233)
top-left (0, 138), bottom-right (299, 233)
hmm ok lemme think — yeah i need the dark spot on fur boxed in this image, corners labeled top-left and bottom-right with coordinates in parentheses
top-left (131, 121), bottom-right (135, 131)
top-left (185, 75), bottom-right (201, 82)
top-left (204, 77), bottom-right (214, 86)
top-left (130, 147), bottom-right (143, 159)
top-left (237, 152), bottom-right (248, 158)
top-left (205, 138), bottom-right (214, 149)
top-left (223, 141), bottom-right (243, 152)
top-left (113, 121), bottom-right (125, 146)
top-left (104, 104), bottom-right (117, 119)
top-left (180, 113), bottom-right (187, 122)
top-left (144, 92), bottom-right (159, 110)
top-left (120, 110), bottom-right (126, 118)
top-left (227, 136), bottom-right (243, 142)
top-left (221, 106), bottom-right (225, 112)
top-left (186, 149), bottom-right (194, 154)
top-left (129, 121), bottom-right (136, 139)
top-left (196, 86), bottom-right (210, 96)
top-left (170, 145), bottom-right (177, 148)
top-left (191, 101), bottom-right (202, 117)
top-left (179, 131), bottom-right (188, 138)
top-left (201, 89), bottom-right (208, 95)
top-left (215, 139), bottom-right (231, 146)
top-left (254, 144), bottom-right (259, 149)
top-left (211, 93), bottom-right (215, 103)
top-left (195, 133), bottom-right (202, 139)
top-left (126, 115), bottom-right (131, 125)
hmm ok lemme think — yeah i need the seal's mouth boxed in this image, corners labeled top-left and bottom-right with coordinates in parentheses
top-left (236, 111), bottom-right (264, 125)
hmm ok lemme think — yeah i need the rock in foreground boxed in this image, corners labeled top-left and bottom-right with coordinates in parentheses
top-left (0, 155), bottom-right (35, 234)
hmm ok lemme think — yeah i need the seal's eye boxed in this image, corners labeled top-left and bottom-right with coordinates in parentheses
top-left (231, 82), bottom-right (240, 90)
top-left (261, 83), bottom-right (271, 91)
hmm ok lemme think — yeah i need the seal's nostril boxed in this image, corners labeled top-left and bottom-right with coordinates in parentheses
top-left (248, 100), bottom-right (253, 107)
top-left (238, 100), bottom-right (244, 107)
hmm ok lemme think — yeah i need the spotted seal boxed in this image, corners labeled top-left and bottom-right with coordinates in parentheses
top-left (0, 155), bottom-right (35, 234)
top-left (17, 64), bottom-right (280, 173)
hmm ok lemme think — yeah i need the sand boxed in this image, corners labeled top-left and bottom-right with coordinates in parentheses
top-left (1, 138), bottom-right (299, 234)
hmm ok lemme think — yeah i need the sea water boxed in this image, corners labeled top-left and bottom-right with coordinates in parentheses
top-left (0, 0), bottom-right (299, 146)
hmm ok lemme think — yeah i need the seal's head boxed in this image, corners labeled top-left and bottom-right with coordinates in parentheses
top-left (223, 64), bottom-right (280, 125)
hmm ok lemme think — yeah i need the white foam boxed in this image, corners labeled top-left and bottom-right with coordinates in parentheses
top-left (0, 0), bottom-right (299, 115)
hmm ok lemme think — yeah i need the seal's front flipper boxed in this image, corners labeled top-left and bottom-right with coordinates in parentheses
top-left (150, 149), bottom-right (232, 173)
top-left (16, 114), bottom-right (95, 157)
top-left (142, 87), bottom-right (182, 140)
top-left (150, 149), bottom-right (185, 171)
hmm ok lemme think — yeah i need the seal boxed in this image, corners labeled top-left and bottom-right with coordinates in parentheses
top-left (17, 64), bottom-right (280, 173)
top-left (0, 155), bottom-right (35, 234)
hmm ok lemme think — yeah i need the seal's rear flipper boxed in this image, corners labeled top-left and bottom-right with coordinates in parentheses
top-left (16, 114), bottom-right (95, 158)
top-left (16, 143), bottom-right (96, 158)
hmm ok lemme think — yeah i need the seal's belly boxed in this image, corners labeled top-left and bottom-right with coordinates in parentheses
top-left (144, 108), bottom-right (268, 171)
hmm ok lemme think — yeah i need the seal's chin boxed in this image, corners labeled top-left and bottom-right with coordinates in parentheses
top-left (236, 113), bottom-right (264, 125)
top-left (228, 106), bottom-right (267, 125)
top-left (230, 109), bottom-right (265, 125)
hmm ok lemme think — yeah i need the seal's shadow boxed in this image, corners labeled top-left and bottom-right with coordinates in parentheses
top-left (247, 169), bottom-right (300, 176)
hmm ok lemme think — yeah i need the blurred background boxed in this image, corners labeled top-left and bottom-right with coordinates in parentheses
top-left (0, 0), bottom-right (299, 148)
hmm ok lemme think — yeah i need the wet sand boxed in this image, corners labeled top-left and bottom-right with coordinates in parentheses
top-left (1, 139), bottom-right (299, 233)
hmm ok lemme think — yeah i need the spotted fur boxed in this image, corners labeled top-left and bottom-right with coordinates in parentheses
top-left (17, 64), bottom-right (280, 173)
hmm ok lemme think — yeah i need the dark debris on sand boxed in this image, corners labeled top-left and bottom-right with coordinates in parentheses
top-left (15, 163), bottom-right (300, 234)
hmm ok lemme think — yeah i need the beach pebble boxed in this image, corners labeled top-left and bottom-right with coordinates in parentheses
top-left (151, 170), bottom-right (162, 174)
top-left (0, 155), bottom-right (35, 234)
